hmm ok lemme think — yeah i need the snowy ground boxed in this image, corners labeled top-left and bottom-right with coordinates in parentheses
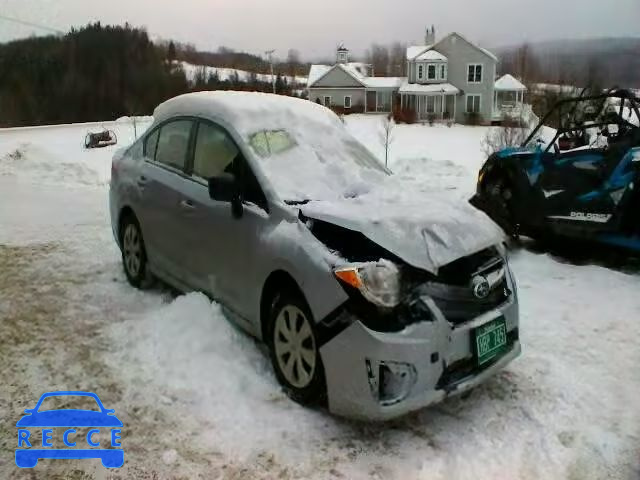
top-left (0, 115), bottom-right (639, 479)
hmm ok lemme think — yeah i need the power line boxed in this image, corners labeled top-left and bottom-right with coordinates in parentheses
top-left (0, 14), bottom-right (65, 35)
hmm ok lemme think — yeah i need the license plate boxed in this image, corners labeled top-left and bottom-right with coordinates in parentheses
top-left (474, 316), bottom-right (508, 366)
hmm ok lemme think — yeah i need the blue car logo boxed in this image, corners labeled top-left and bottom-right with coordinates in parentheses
top-left (16, 391), bottom-right (123, 468)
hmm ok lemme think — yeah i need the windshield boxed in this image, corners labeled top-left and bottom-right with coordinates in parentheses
top-left (38, 395), bottom-right (101, 412)
top-left (247, 125), bottom-right (389, 202)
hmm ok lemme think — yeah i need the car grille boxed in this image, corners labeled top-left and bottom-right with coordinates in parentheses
top-left (413, 247), bottom-right (511, 325)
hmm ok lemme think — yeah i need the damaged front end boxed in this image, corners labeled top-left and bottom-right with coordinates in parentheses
top-left (301, 212), bottom-right (520, 420)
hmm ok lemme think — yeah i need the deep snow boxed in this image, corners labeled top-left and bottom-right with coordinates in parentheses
top-left (0, 114), bottom-right (638, 479)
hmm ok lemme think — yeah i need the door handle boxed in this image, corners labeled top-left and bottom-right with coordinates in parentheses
top-left (179, 199), bottom-right (196, 210)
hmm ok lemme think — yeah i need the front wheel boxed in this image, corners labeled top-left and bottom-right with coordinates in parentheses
top-left (483, 175), bottom-right (519, 237)
top-left (267, 290), bottom-right (326, 405)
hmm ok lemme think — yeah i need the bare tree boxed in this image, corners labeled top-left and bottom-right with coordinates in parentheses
top-left (286, 48), bottom-right (301, 79)
top-left (380, 115), bottom-right (395, 168)
top-left (368, 44), bottom-right (390, 77)
top-left (389, 42), bottom-right (407, 76)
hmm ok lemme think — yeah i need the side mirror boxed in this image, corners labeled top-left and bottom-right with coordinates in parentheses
top-left (208, 173), bottom-right (243, 218)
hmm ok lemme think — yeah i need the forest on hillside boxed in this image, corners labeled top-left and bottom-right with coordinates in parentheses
top-left (0, 23), bottom-right (301, 127)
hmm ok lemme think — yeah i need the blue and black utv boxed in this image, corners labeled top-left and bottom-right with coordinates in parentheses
top-left (472, 89), bottom-right (640, 251)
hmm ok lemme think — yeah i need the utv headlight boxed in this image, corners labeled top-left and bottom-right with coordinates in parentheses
top-left (334, 260), bottom-right (401, 308)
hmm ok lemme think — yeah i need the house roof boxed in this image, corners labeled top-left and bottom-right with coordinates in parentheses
top-left (495, 74), bottom-right (527, 91)
top-left (363, 77), bottom-right (405, 88)
top-left (414, 49), bottom-right (447, 62)
top-left (307, 62), bottom-right (369, 88)
top-left (307, 65), bottom-right (332, 88)
top-left (406, 45), bottom-right (432, 60)
top-left (434, 32), bottom-right (498, 62)
top-left (398, 81), bottom-right (459, 95)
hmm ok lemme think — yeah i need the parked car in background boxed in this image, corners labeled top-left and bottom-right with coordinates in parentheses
top-left (109, 91), bottom-right (520, 420)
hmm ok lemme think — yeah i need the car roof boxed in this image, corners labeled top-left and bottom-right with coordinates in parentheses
top-left (153, 91), bottom-right (343, 138)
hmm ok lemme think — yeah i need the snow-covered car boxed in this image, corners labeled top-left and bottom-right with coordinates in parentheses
top-left (109, 91), bottom-right (520, 420)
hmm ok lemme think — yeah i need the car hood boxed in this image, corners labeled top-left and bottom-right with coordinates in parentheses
top-left (300, 191), bottom-right (504, 273)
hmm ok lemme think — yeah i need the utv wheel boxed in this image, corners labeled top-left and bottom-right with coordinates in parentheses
top-left (120, 214), bottom-right (153, 288)
top-left (485, 176), bottom-right (518, 237)
top-left (267, 290), bottom-right (326, 405)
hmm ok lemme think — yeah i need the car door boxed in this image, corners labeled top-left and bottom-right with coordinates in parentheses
top-left (177, 119), bottom-right (270, 320)
top-left (137, 118), bottom-right (195, 283)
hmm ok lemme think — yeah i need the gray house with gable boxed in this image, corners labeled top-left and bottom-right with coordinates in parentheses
top-left (308, 29), bottom-right (526, 125)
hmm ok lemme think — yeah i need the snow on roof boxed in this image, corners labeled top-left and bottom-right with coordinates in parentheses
top-left (398, 81), bottom-right (459, 95)
top-left (307, 62), bottom-right (369, 88)
top-left (154, 91), bottom-right (342, 137)
top-left (364, 77), bottom-right (405, 88)
top-left (406, 45), bottom-right (432, 61)
top-left (414, 49), bottom-right (447, 62)
top-left (495, 74), bottom-right (527, 91)
top-left (307, 64), bottom-right (332, 88)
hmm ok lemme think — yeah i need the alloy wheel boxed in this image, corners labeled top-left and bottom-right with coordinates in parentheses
top-left (122, 223), bottom-right (142, 278)
top-left (273, 305), bottom-right (317, 389)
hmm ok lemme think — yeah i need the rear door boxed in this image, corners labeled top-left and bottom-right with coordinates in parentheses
top-left (138, 119), bottom-right (195, 282)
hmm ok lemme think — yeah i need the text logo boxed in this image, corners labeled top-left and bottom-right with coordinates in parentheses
top-left (15, 391), bottom-right (123, 468)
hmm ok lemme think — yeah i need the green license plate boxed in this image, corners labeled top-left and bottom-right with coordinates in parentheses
top-left (474, 316), bottom-right (508, 366)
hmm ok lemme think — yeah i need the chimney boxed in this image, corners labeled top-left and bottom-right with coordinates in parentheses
top-left (336, 43), bottom-right (349, 64)
top-left (424, 25), bottom-right (436, 45)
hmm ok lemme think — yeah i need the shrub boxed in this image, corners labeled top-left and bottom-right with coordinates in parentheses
top-left (392, 105), bottom-right (416, 124)
top-left (426, 113), bottom-right (436, 126)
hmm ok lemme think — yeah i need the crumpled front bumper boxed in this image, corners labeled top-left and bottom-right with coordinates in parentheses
top-left (319, 271), bottom-right (520, 421)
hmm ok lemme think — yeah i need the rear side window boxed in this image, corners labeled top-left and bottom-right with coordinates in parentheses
top-left (144, 129), bottom-right (159, 159)
top-left (155, 120), bottom-right (193, 171)
top-left (192, 122), bottom-right (239, 179)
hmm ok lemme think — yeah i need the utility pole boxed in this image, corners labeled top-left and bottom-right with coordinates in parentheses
top-left (265, 49), bottom-right (276, 94)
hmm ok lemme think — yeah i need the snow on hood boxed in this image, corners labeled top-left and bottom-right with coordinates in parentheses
top-left (300, 182), bottom-right (504, 273)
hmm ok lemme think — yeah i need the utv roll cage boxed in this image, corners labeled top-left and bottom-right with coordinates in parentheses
top-left (523, 88), bottom-right (640, 153)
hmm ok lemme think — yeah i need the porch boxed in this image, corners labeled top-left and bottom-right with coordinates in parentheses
top-left (398, 82), bottom-right (459, 121)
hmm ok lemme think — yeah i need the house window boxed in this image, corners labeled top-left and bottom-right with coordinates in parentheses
top-left (427, 65), bottom-right (436, 80)
top-left (418, 64), bottom-right (424, 80)
top-left (344, 96), bottom-right (352, 109)
top-left (467, 64), bottom-right (483, 83)
top-left (466, 94), bottom-right (481, 113)
top-left (323, 96), bottom-right (331, 107)
top-left (440, 64), bottom-right (447, 80)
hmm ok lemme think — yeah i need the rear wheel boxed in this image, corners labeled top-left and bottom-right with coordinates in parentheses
top-left (267, 289), bottom-right (326, 405)
top-left (120, 214), bottom-right (153, 288)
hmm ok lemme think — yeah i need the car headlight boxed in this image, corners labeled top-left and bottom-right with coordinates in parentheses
top-left (334, 260), bottom-right (401, 308)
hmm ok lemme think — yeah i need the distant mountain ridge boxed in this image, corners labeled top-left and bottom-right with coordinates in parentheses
top-left (494, 37), bottom-right (640, 89)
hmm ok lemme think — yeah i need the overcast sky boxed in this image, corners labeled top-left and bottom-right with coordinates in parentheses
top-left (2, 0), bottom-right (639, 59)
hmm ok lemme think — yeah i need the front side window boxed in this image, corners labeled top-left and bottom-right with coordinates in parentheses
top-left (427, 64), bottom-right (436, 80)
top-left (440, 64), bottom-right (447, 80)
top-left (155, 120), bottom-right (193, 171)
top-left (192, 122), bottom-right (239, 179)
top-left (323, 96), bottom-right (331, 107)
top-left (418, 64), bottom-right (424, 80)
top-left (466, 94), bottom-right (481, 113)
top-left (426, 96), bottom-right (436, 113)
top-left (468, 64), bottom-right (483, 83)
top-left (344, 96), bottom-right (352, 109)
top-left (144, 129), bottom-right (159, 159)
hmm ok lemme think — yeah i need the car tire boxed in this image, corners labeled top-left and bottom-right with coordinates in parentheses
top-left (120, 214), bottom-right (153, 289)
top-left (266, 289), bottom-right (327, 405)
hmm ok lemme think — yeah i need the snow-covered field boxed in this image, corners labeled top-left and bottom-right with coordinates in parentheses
top-left (0, 114), bottom-right (639, 479)
top-left (181, 61), bottom-right (308, 86)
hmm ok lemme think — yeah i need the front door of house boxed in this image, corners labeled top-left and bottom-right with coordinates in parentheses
top-left (366, 91), bottom-right (376, 112)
